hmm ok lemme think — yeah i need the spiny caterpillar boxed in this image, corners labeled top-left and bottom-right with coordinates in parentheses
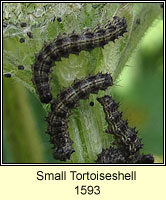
top-left (96, 95), bottom-right (154, 163)
top-left (32, 16), bottom-right (127, 104)
top-left (96, 146), bottom-right (154, 164)
top-left (46, 72), bottom-right (113, 161)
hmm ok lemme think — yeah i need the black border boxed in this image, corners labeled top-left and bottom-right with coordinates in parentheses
top-left (1, 1), bottom-right (165, 166)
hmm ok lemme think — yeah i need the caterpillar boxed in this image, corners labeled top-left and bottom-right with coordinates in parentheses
top-left (96, 146), bottom-right (154, 163)
top-left (97, 95), bottom-right (143, 154)
top-left (96, 95), bottom-right (154, 163)
top-left (46, 72), bottom-right (114, 161)
top-left (46, 115), bottom-right (74, 161)
top-left (96, 147), bottom-right (127, 163)
top-left (32, 16), bottom-right (127, 104)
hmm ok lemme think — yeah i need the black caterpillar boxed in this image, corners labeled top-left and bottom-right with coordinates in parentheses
top-left (32, 16), bottom-right (127, 104)
top-left (96, 146), bottom-right (154, 164)
top-left (96, 95), bottom-right (154, 163)
top-left (46, 73), bottom-right (114, 161)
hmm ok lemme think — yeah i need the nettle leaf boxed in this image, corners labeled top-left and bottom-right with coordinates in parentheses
top-left (3, 3), bottom-right (162, 163)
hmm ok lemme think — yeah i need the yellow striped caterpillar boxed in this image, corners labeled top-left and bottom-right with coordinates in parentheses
top-left (96, 95), bottom-right (154, 163)
top-left (96, 146), bottom-right (154, 164)
top-left (32, 16), bottom-right (127, 104)
top-left (46, 72), bottom-right (114, 161)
